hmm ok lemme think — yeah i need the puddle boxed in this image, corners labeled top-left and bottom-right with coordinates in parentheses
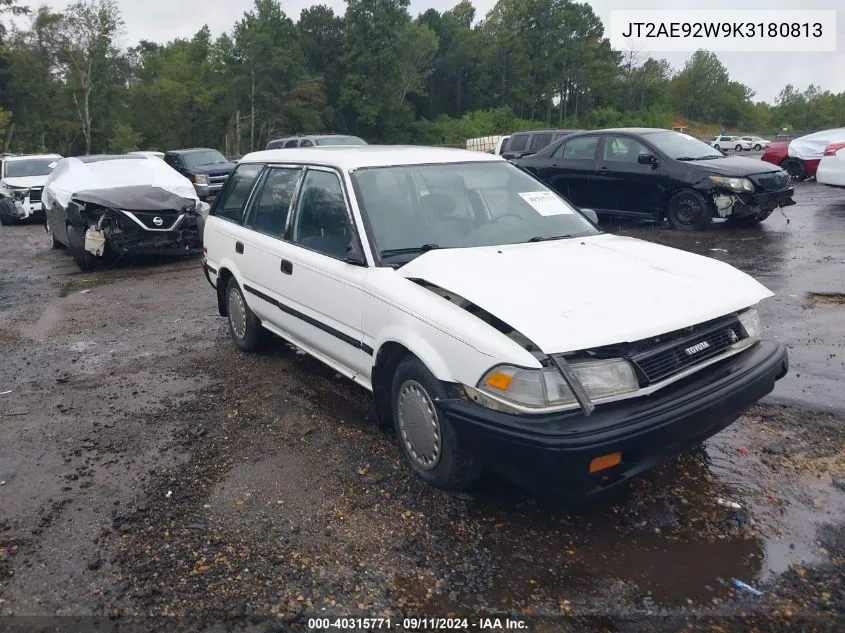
top-left (807, 292), bottom-right (845, 307)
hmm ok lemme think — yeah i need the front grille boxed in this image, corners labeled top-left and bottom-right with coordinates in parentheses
top-left (751, 172), bottom-right (790, 191)
top-left (631, 320), bottom-right (745, 384)
top-left (28, 187), bottom-right (42, 203)
top-left (124, 211), bottom-right (182, 230)
top-left (209, 174), bottom-right (229, 187)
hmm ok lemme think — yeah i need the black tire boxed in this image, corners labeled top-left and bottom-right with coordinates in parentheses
top-left (713, 144), bottom-right (721, 151)
top-left (780, 158), bottom-right (806, 182)
top-left (754, 144), bottom-right (762, 151)
top-left (391, 356), bottom-right (481, 491)
top-left (667, 190), bottom-right (713, 231)
top-left (0, 198), bottom-right (15, 226)
top-left (45, 219), bottom-right (61, 249)
top-left (65, 224), bottom-right (100, 271)
top-left (225, 277), bottom-right (264, 352)
top-left (735, 144), bottom-right (743, 152)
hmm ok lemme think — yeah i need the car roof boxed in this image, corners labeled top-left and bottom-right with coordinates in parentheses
top-left (167, 148), bottom-right (218, 154)
top-left (240, 145), bottom-right (502, 171)
top-left (73, 155), bottom-right (145, 163)
top-left (5, 153), bottom-right (63, 161)
top-left (510, 128), bottom-right (582, 134)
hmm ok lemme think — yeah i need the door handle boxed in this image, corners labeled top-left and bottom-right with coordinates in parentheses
top-left (235, 241), bottom-right (244, 254)
top-left (280, 259), bottom-right (293, 275)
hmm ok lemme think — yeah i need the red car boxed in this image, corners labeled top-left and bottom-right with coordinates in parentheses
top-left (763, 127), bottom-right (845, 182)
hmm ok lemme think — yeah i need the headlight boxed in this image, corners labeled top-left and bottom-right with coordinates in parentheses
top-left (472, 359), bottom-right (639, 412)
top-left (194, 174), bottom-right (209, 185)
top-left (709, 176), bottom-right (755, 193)
top-left (737, 308), bottom-right (763, 339)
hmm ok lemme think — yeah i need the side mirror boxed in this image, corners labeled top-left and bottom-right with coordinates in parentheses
top-left (637, 153), bottom-right (657, 166)
top-left (345, 240), bottom-right (367, 267)
top-left (580, 208), bottom-right (599, 224)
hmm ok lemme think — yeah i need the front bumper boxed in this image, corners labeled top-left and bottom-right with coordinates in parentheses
top-left (438, 340), bottom-right (788, 497)
top-left (193, 183), bottom-right (223, 201)
top-left (717, 187), bottom-right (796, 218)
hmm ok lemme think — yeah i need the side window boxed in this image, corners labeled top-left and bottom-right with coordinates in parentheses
top-left (164, 154), bottom-right (177, 168)
top-left (291, 170), bottom-right (352, 260)
top-left (244, 168), bottom-right (302, 237)
top-left (284, 139), bottom-right (299, 148)
top-left (507, 134), bottom-right (529, 153)
top-left (211, 163), bottom-right (263, 223)
top-left (602, 136), bottom-right (650, 163)
top-left (266, 140), bottom-right (282, 150)
top-left (554, 136), bottom-right (599, 160)
top-left (300, 139), bottom-right (314, 147)
top-left (529, 133), bottom-right (553, 152)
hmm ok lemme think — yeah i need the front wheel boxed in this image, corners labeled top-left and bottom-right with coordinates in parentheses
top-left (65, 224), bottom-right (100, 271)
top-left (0, 199), bottom-right (15, 226)
top-left (667, 190), bottom-right (713, 231)
top-left (225, 277), bottom-right (264, 352)
top-left (391, 357), bottom-right (480, 491)
top-left (780, 158), bottom-right (806, 182)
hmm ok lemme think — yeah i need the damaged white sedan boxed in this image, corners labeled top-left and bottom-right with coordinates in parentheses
top-left (43, 154), bottom-right (208, 271)
top-left (202, 146), bottom-right (788, 497)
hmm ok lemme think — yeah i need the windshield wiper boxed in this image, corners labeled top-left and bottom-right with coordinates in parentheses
top-left (526, 234), bottom-right (574, 243)
top-left (379, 244), bottom-right (441, 258)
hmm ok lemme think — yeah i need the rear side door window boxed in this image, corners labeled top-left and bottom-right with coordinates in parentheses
top-left (529, 133), bottom-right (553, 153)
top-left (300, 139), bottom-right (314, 147)
top-left (243, 168), bottom-right (303, 237)
top-left (507, 134), bottom-right (529, 153)
top-left (553, 136), bottom-right (600, 160)
top-left (291, 170), bottom-right (354, 260)
top-left (211, 163), bottom-right (263, 223)
top-left (284, 139), bottom-right (299, 148)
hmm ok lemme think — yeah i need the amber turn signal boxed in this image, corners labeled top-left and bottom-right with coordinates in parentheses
top-left (589, 452), bottom-right (622, 473)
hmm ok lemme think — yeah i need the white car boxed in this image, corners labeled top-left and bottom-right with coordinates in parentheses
top-left (201, 146), bottom-right (788, 495)
top-left (711, 136), bottom-right (753, 152)
top-left (0, 153), bottom-right (62, 225)
top-left (740, 136), bottom-right (771, 151)
top-left (128, 150), bottom-right (166, 160)
top-left (816, 141), bottom-right (845, 188)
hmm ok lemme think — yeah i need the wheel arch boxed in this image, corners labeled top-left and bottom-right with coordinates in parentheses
top-left (216, 267), bottom-right (234, 316)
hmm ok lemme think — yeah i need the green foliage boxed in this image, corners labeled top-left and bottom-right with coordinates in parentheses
top-left (0, 0), bottom-right (842, 155)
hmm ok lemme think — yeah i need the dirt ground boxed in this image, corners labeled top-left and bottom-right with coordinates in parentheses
top-left (1, 180), bottom-right (844, 632)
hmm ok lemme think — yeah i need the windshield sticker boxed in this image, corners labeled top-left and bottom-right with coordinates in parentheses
top-left (518, 191), bottom-right (574, 216)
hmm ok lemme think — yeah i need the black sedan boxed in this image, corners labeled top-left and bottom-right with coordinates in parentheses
top-left (515, 128), bottom-right (796, 230)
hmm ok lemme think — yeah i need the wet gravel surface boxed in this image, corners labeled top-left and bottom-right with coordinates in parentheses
top-left (1, 181), bottom-right (844, 632)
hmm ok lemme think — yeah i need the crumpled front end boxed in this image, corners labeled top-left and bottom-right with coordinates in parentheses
top-left (710, 171), bottom-right (796, 220)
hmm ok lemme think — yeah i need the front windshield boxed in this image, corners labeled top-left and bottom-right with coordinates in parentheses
top-left (352, 161), bottom-right (599, 265)
top-left (4, 159), bottom-right (56, 178)
top-left (183, 150), bottom-right (228, 168)
top-left (316, 136), bottom-right (366, 146)
top-left (648, 131), bottom-right (724, 160)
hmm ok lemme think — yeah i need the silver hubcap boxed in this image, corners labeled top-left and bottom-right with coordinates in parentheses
top-left (228, 287), bottom-right (247, 340)
top-left (397, 380), bottom-right (441, 470)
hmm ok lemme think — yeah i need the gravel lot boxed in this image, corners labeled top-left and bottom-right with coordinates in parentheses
top-left (1, 179), bottom-right (843, 632)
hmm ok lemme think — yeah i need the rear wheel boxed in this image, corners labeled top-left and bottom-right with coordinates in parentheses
top-left (754, 144), bottom-right (762, 151)
top-left (667, 190), bottom-right (713, 231)
top-left (735, 144), bottom-right (743, 152)
top-left (391, 356), bottom-right (481, 491)
top-left (780, 158), bottom-right (806, 182)
top-left (65, 224), bottom-right (99, 271)
top-left (0, 199), bottom-right (15, 226)
top-left (225, 277), bottom-right (264, 352)
top-left (45, 219), bottom-right (61, 249)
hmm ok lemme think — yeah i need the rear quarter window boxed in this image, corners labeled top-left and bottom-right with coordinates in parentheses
top-left (529, 133), bottom-right (553, 152)
top-left (507, 134), bottom-right (529, 153)
top-left (210, 163), bottom-right (263, 223)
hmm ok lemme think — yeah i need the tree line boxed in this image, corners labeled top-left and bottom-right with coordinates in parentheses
top-left (0, 0), bottom-right (843, 156)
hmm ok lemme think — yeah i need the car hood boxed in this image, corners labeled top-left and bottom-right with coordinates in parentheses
top-left (398, 233), bottom-right (773, 354)
top-left (3, 176), bottom-right (50, 188)
top-left (688, 156), bottom-right (782, 176)
top-left (191, 163), bottom-right (236, 176)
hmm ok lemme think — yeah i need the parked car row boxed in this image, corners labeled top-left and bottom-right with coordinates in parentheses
top-left (200, 145), bottom-right (789, 494)
top-left (762, 127), bottom-right (845, 182)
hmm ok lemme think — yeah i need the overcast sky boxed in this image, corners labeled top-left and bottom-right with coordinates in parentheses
top-left (18, 0), bottom-right (844, 103)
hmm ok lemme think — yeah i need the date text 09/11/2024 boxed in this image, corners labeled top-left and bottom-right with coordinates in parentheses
top-left (307, 617), bottom-right (528, 630)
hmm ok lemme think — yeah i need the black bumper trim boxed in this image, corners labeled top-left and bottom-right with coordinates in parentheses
top-left (439, 340), bottom-right (788, 496)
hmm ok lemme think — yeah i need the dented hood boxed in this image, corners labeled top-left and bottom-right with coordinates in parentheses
top-left (398, 234), bottom-right (773, 354)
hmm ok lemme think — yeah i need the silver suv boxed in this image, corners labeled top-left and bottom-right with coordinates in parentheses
top-left (265, 134), bottom-right (367, 150)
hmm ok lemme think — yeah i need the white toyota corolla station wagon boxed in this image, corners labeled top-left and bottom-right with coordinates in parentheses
top-left (201, 146), bottom-right (788, 496)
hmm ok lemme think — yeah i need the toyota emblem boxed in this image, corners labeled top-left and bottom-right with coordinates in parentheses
top-left (153, 216), bottom-right (164, 227)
